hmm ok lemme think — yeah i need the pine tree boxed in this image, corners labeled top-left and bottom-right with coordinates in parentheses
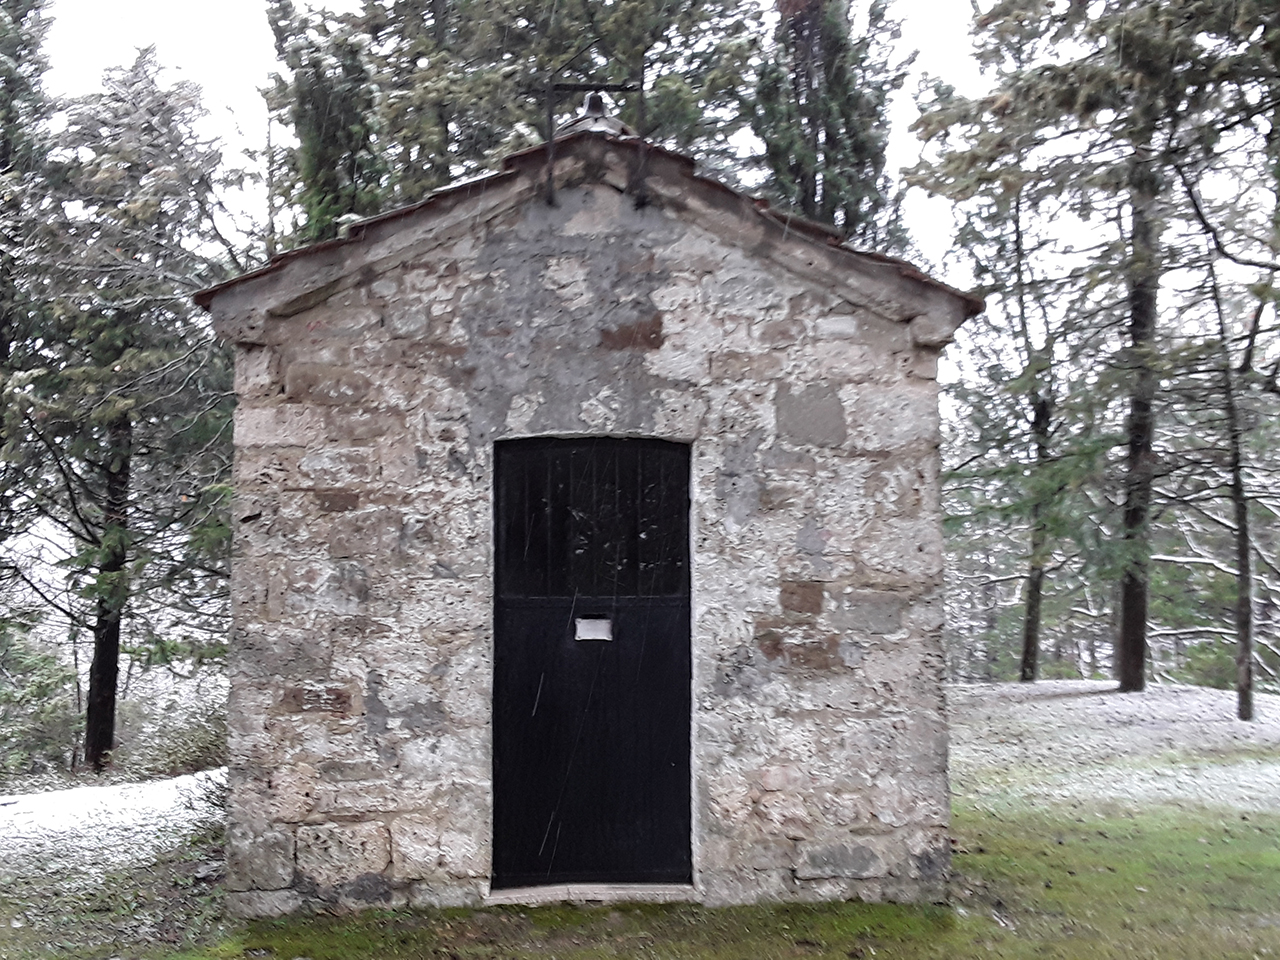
top-left (1163, 1), bottom-right (1280, 716)
top-left (9, 50), bottom-right (238, 770)
top-left (911, 6), bottom-right (1059, 682)
top-left (0, 0), bottom-right (48, 550)
top-left (913, 0), bottom-right (1224, 692)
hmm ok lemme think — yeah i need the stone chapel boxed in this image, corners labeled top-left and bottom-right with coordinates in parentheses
top-left (197, 114), bottom-right (982, 918)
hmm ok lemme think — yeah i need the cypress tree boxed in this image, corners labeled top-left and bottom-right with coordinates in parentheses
top-left (12, 50), bottom-right (236, 770)
top-left (752, 0), bottom-right (910, 246)
top-left (265, 0), bottom-right (760, 227)
top-left (267, 0), bottom-right (384, 243)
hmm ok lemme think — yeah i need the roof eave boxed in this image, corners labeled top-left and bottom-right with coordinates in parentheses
top-left (196, 132), bottom-right (983, 335)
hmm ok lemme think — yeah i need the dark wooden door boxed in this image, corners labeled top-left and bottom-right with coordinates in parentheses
top-left (492, 437), bottom-right (691, 888)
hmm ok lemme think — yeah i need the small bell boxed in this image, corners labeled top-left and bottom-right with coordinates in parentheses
top-left (554, 93), bottom-right (639, 138)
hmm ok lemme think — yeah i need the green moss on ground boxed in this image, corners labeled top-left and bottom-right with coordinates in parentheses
top-left (155, 803), bottom-right (1280, 960)
top-left (949, 801), bottom-right (1280, 959)
top-left (7, 802), bottom-right (1277, 959)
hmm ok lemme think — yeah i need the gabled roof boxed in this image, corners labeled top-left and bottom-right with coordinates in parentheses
top-left (196, 132), bottom-right (982, 345)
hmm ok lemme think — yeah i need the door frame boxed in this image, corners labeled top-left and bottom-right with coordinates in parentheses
top-left (489, 435), bottom-right (695, 890)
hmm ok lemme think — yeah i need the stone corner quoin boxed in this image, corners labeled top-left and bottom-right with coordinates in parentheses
top-left (202, 133), bottom-right (976, 918)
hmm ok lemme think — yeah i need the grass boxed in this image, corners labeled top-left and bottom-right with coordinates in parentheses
top-left (948, 801), bottom-right (1280, 958)
top-left (4, 801), bottom-right (1277, 958)
top-left (145, 802), bottom-right (1280, 960)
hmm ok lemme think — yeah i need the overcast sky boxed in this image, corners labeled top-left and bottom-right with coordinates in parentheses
top-left (42, 0), bottom-right (987, 271)
top-left (45, 0), bottom-right (280, 150)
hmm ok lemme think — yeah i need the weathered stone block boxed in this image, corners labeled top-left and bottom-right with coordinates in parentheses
top-left (266, 763), bottom-right (320, 823)
top-left (226, 823), bottom-right (295, 892)
top-left (908, 308), bottom-right (965, 348)
top-left (296, 821), bottom-right (391, 887)
top-left (327, 508), bottom-right (401, 558)
top-left (337, 874), bottom-right (403, 909)
top-left (233, 623), bottom-right (331, 680)
top-left (226, 889), bottom-right (303, 919)
top-left (329, 408), bottom-right (404, 443)
top-left (235, 345), bottom-right (281, 398)
top-left (235, 404), bottom-right (327, 448)
top-left (830, 591), bottom-right (906, 636)
top-left (897, 346), bottom-right (939, 380)
top-left (390, 814), bottom-right (442, 880)
top-left (234, 448), bottom-right (302, 490)
top-left (384, 300), bottom-right (435, 338)
top-left (313, 780), bottom-right (434, 818)
top-left (708, 351), bottom-right (783, 381)
top-left (318, 758), bottom-right (382, 781)
top-left (904, 594), bottom-right (945, 634)
top-left (285, 362), bottom-right (374, 405)
top-left (843, 382), bottom-right (940, 453)
top-left (811, 341), bottom-right (879, 382)
top-left (408, 882), bottom-right (486, 908)
top-left (855, 519), bottom-right (945, 584)
top-left (298, 448), bottom-right (377, 486)
top-left (775, 383), bottom-right (847, 448)
top-left (812, 310), bottom-right (888, 342)
top-left (279, 683), bottom-right (359, 717)
top-left (794, 838), bottom-right (888, 880)
top-left (866, 460), bottom-right (931, 518)
top-left (779, 580), bottom-right (824, 616)
top-left (313, 488), bottom-right (361, 512)
top-left (283, 559), bottom-right (372, 615)
top-left (440, 829), bottom-right (487, 878)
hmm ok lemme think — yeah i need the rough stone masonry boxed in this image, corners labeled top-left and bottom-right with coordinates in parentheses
top-left (198, 131), bottom-right (982, 918)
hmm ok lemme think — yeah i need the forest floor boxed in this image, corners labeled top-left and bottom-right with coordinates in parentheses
top-left (0, 680), bottom-right (1278, 959)
top-left (948, 680), bottom-right (1280, 813)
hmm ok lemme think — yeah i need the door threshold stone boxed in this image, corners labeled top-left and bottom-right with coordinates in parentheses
top-left (484, 883), bottom-right (697, 906)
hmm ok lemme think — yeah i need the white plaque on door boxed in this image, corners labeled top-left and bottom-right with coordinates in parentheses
top-left (575, 617), bottom-right (613, 641)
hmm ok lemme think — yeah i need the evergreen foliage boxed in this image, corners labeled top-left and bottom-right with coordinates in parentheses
top-left (915, 0), bottom-right (1280, 699)
top-left (267, 0), bottom-right (385, 243)
top-left (0, 0), bottom-right (48, 551)
top-left (264, 0), bottom-right (762, 240)
top-left (3, 50), bottom-right (239, 769)
top-left (753, 0), bottom-right (911, 246)
top-left (0, 617), bottom-right (78, 776)
top-left (2, 0), bottom-right (1279, 779)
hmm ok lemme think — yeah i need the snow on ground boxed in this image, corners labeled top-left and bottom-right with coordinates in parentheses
top-left (1, 682), bottom-right (1277, 889)
top-left (0, 769), bottom-right (225, 888)
top-left (950, 680), bottom-right (1280, 813)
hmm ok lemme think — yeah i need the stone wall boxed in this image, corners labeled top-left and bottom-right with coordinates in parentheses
top-left (214, 140), bottom-right (958, 918)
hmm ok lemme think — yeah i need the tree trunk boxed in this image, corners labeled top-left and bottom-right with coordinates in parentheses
top-left (787, 6), bottom-right (819, 220)
top-left (1209, 257), bottom-right (1255, 721)
top-left (431, 0), bottom-right (448, 45)
top-left (1020, 391), bottom-right (1052, 682)
top-left (1229, 387), bottom-right (1253, 722)
top-left (1117, 139), bottom-right (1160, 694)
top-left (633, 61), bottom-right (648, 141)
top-left (84, 415), bottom-right (131, 772)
